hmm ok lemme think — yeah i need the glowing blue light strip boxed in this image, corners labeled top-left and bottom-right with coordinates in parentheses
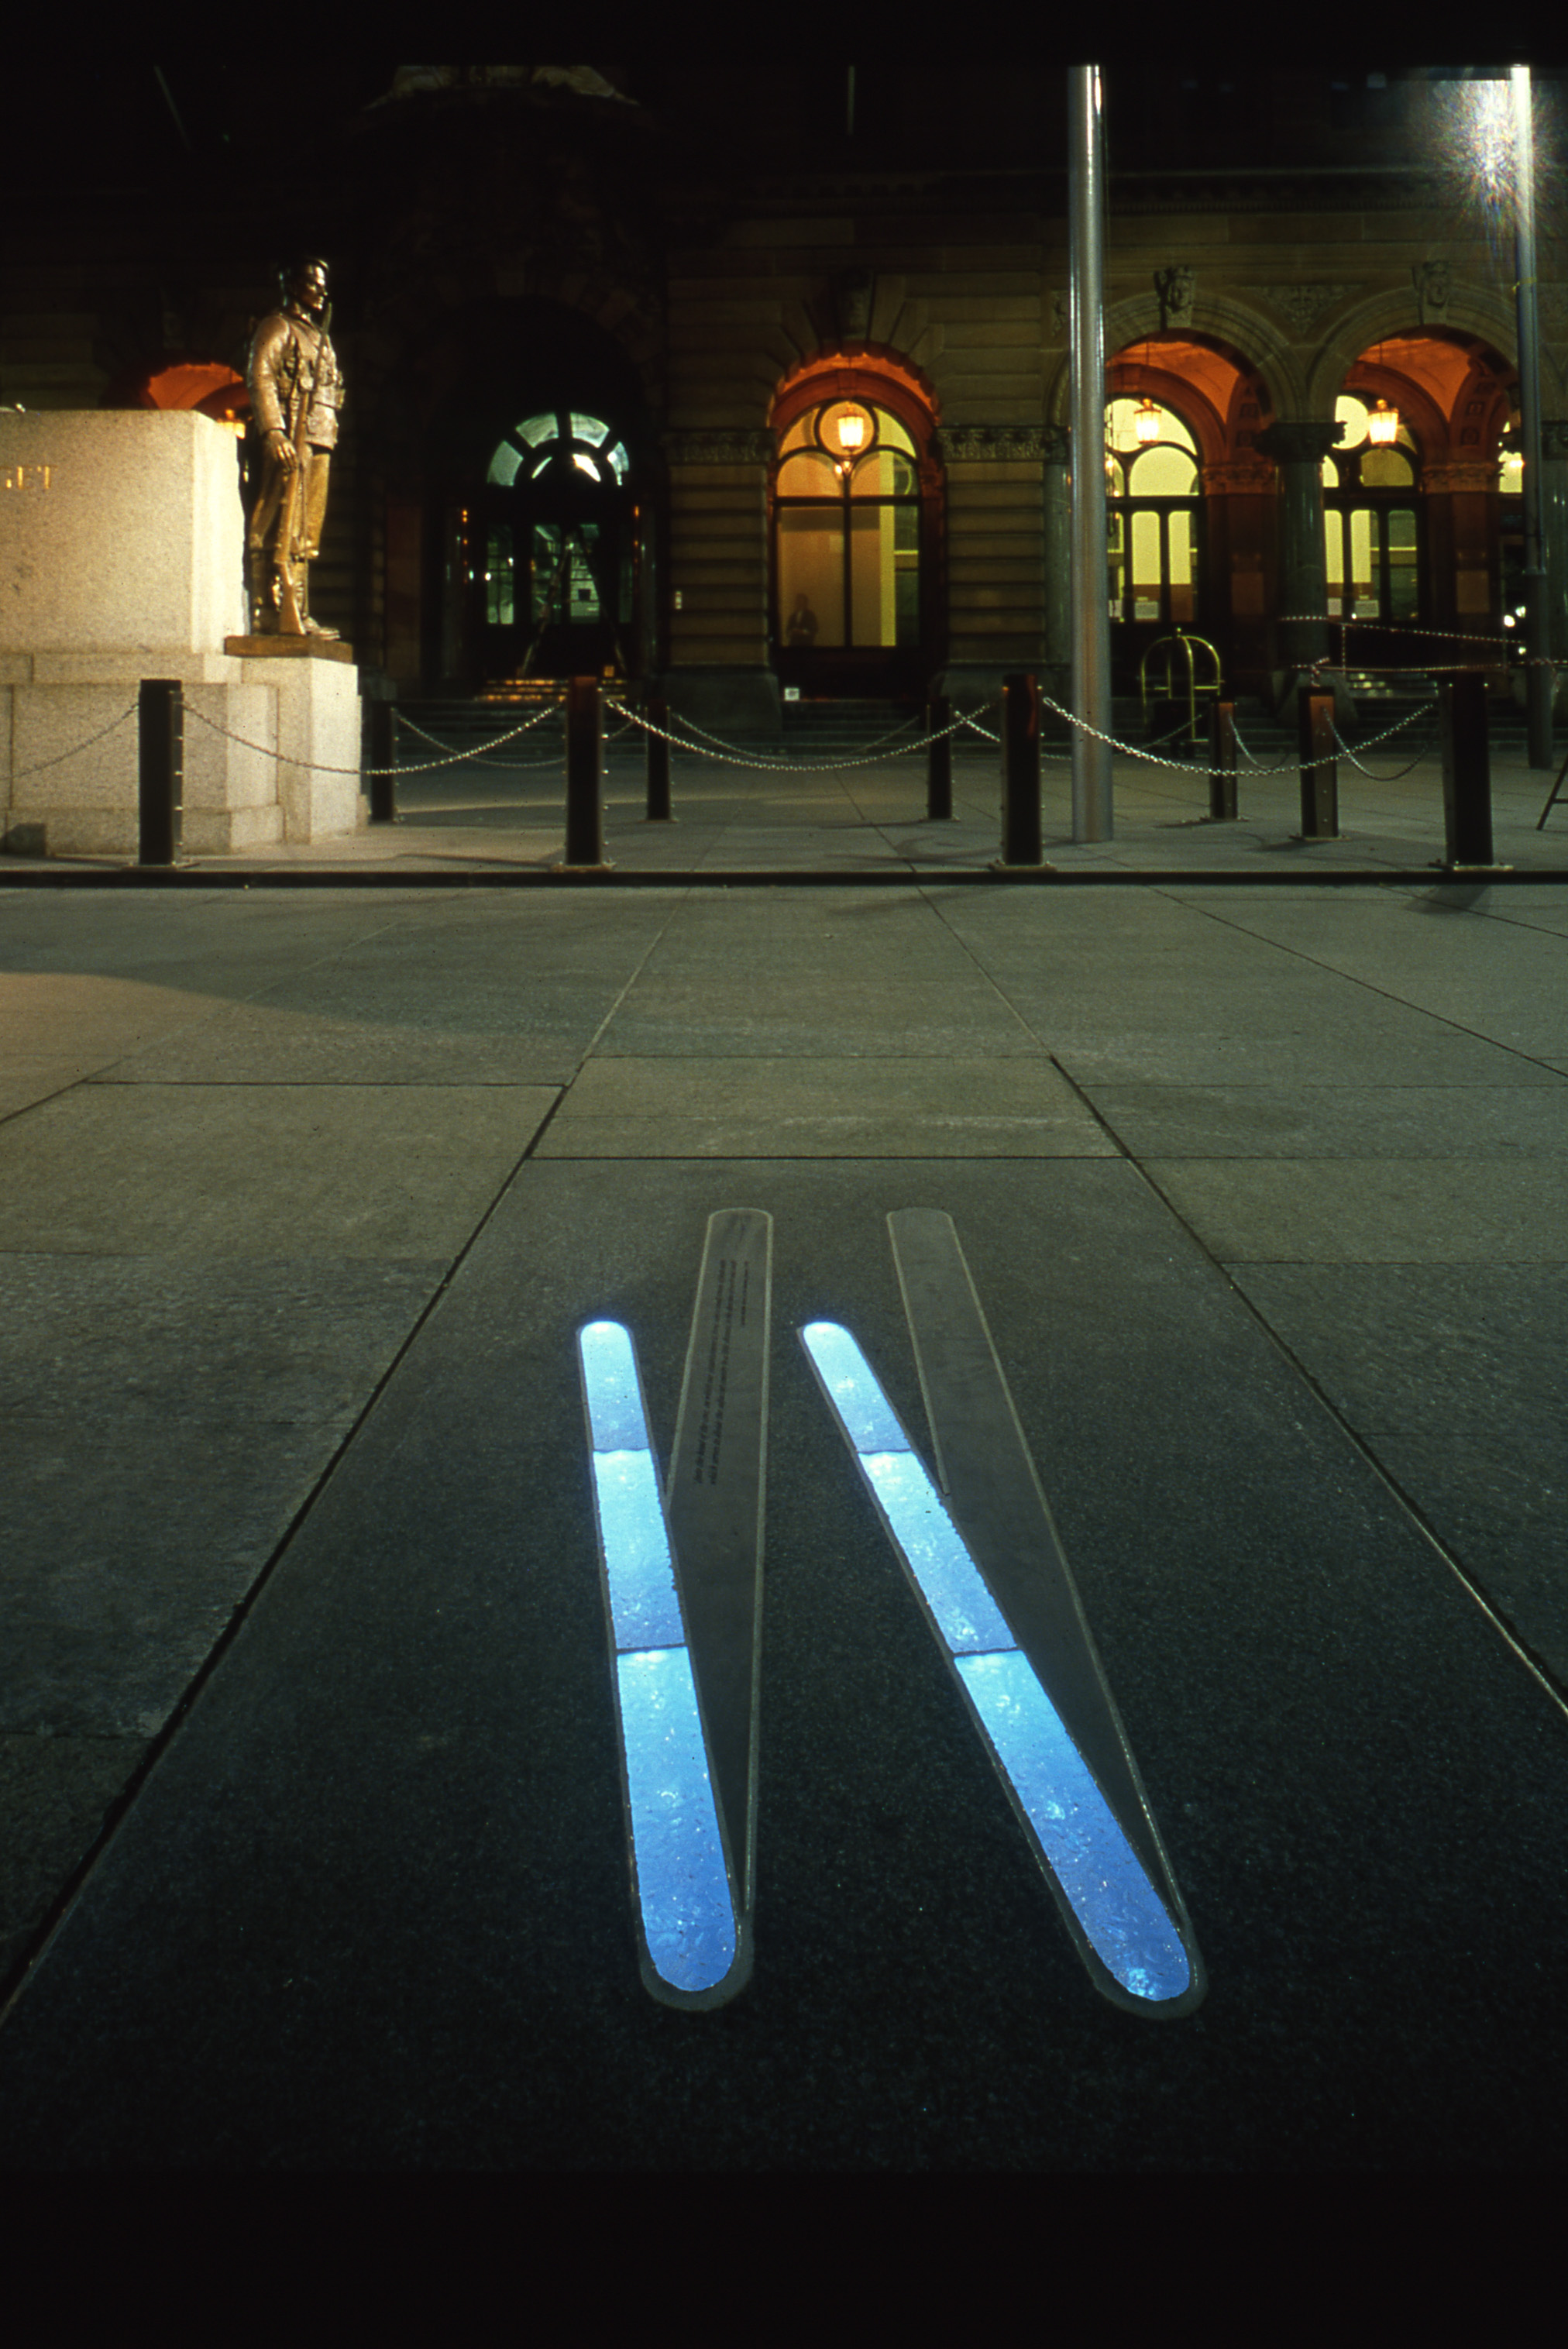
top-left (801, 1321), bottom-right (1190, 2006)
top-left (579, 1321), bottom-right (737, 1996)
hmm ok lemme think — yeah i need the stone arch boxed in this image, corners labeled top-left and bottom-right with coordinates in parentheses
top-left (1047, 293), bottom-right (1308, 428)
top-left (1307, 286), bottom-right (1525, 418)
top-left (769, 344), bottom-right (942, 442)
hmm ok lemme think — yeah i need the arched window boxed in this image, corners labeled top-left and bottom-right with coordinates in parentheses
top-left (487, 409), bottom-right (631, 490)
top-left (774, 398), bottom-right (922, 652)
top-left (1321, 394), bottom-right (1421, 625)
top-left (1106, 397), bottom-right (1201, 628)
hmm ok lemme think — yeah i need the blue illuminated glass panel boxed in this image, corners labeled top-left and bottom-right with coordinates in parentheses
top-left (801, 1320), bottom-right (1190, 2006)
top-left (955, 1653), bottom-right (1190, 2001)
top-left (579, 1321), bottom-right (736, 1998)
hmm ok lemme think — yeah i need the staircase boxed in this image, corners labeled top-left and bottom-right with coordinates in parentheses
top-left (778, 698), bottom-right (924, 765)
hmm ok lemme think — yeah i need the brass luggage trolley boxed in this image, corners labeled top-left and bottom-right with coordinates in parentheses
top-left (1140, 628), bottom-right (1222, 756)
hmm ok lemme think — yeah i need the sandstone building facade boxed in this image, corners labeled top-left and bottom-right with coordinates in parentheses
top-left (5, 62), bottom-right (1566, 734)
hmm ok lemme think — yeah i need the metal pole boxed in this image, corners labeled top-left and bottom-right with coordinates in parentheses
top-left (563, 676), bottom-right (607, 867)
top-left (998, 673), bottom-right (1043, 865)
top-left (366, 700), bottom-right (396, 824)
top-left (1513, 64), bottom-right (1554, 769)
top-left (1208, 700), bottom-right (1238, 820)
top-left (1439, 673), bottom-right (1495, 866)
top-left (926, 695), bottom-right (953, 820)
top-left (645, 696), bottom-right (672, 821)
top-left (137, 679), bottom-right (183, 865)
top-left (1068, 64), bottom-right (1113, 841)
top-left (1296, 686), bottom-right (1339, 840)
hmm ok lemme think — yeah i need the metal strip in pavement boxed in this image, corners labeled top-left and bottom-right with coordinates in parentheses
top-left (665, 1210), bottom-right (772, 1941)
top-left (798, 1212), bottom-right (1203, 2016)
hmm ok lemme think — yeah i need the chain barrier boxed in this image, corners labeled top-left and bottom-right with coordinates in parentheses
top-left (1328, 708), bottom-right (1441, 779)
top-left (181, 702), bottom-right (576, 777)
top-left (603, 699), bottom-right (975, 773)
top-left (7, 702), bottom-right (138, 782)
top-left (673, 707), bottom-right (923, 761)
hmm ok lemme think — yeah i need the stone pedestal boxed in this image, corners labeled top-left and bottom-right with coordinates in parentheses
top-left (1, 412), bottom-right (365, 856)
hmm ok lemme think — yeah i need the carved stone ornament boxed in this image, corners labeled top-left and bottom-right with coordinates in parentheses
top-left (1202, 459), bottom-right (1277, 494)
top-left (1252, 419), bottom-right (1342, 466)
top-left (834, 267), bottom-right (875, 344)
top-left (935, 425), bottom-right (1050, 461)
top-left (1154, 265), bottom-right (1197, 328)
top-left (663, 428), bottom-right (775, 465)
top-left (1257, 283), bottom-right (1363, 335)
top-left (1412, 259), bottom-right (1452, 323)
top-left (1425, 459), bottom-right (1503, 493)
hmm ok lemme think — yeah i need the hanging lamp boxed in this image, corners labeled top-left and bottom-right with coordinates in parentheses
top-left (1365, 341), bottom-right (1398, 445)
top-left (1133, 340), bottom-right (1161, 443)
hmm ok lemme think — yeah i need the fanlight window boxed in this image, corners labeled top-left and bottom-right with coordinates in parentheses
top-left (487, 411), bottom-right (630, 488)
top-left (1320, 394), bottom-right (1416, 489)
top-left (1105, 397), bottom-right (1198, 499)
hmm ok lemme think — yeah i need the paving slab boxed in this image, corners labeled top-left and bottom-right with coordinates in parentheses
top-left (535, 1054), bottom-right (1114, 1158)
top-left (2, 1161), bottom-right (1566, 2168)
top-left (1147, 1158), bottom-right (1568, 1264)
top-left (0, 1085), bottom-right (558, 1258)
top-left (1081, 1083), bottom-right (1568, 1156)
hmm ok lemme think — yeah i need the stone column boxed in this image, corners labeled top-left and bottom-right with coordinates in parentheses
top-left (1253, 419), bottom-right (1340, 708)
top-left (934, 424), bottom-right (1048, 710)
top-left (661, 427), bottom-right (780, 740)
top-left (1541, 421), bottom-right (1568, 662)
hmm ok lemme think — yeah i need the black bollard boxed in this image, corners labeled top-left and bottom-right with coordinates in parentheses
top-left (645, 696), bottom-right (672, 822)
top-left (926, 695), bottom-right (953, 820)
top-left (138, 679), bottom-right (183, 865)
top-left (366, 700), bottom-right (396, 824)
top-left (998, 672), bottom-right (1042, 865)
top-left (1297, 686), bottom-right (1339, 839)
top-left (1439, 673), bottom-right (1494, 867)
top-left (1208, 700), bottom-right (1238, 820)
top-left (563, 675), bottom-right (608, 867)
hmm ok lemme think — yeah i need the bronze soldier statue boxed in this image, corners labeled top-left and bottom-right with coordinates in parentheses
top-left (243, 256), bottom-right (344, 637)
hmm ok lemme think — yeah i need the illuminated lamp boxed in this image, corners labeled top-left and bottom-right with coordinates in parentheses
top-left (1134, 396), bottom-right (1161, 445)
top-left (836, 411), bottom-right (867, 452)
top-left (1367, 397), bottom-right (1399, 446)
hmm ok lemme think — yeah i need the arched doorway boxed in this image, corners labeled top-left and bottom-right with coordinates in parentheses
top-left (1326, 328), bottom-right (1516, 665)
top-left (413, 297), bottom-right (655, 692)
top-left (768, 360), bottom-right (942, 700)
top-left (477, 408), bottom-right (635, 681)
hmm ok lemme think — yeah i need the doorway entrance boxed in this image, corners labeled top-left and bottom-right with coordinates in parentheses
top-left (477, 410), bottom-right (636, 683)
top-left (768, 363), bottom-right (942, 703)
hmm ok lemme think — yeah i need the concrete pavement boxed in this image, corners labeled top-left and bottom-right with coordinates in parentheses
top-left (0, 841), bottom-right (1565, 2166)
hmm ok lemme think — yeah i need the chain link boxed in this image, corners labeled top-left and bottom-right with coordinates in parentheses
top-left (603, 700), bottom-right (975, 772)
top-left (1328, 709), bottom-right (1440, 778)
top-left (7, 702), bottom-right (138, 782)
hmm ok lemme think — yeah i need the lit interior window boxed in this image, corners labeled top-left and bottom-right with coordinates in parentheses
top-left (579, 1322), bottom-right (737, 1999)
top-left (800, 1321), bottom-right (1191, 2007)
